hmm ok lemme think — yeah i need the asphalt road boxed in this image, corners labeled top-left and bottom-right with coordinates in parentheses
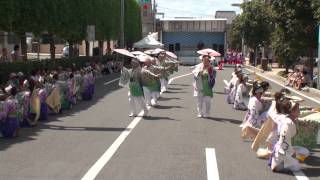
top-left (0, 66), bottom-right (319, 180)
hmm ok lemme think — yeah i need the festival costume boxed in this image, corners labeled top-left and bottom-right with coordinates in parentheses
top-left (271, 116), bottom-right (300, 172)
top-left (193, 64), bottom-right (215, 117)
top-left (234, 83), bottom-right (248, 110)
top-left (0, 97), bottom-right (19, 137)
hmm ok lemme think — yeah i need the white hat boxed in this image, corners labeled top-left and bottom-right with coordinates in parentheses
top-left (5, 85), bottom-right (12, 94)
top-left (39, 76), bottom-right (45, 83)
top-left (23, 80), bottom-right (29, 86)
top-left (10, 73), bottom-right (17, 78)
top-left (18, 72), bottom-right (24, 77)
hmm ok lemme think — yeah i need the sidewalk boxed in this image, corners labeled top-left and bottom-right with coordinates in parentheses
top-left (244, 63), bottom-right (320, 105)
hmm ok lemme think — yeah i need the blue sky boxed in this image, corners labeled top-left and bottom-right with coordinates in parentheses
top-left (156, 0), bottom-right (242, 18)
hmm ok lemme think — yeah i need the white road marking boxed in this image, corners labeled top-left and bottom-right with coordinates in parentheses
top-left (293, 171), bottom-right (309, 180)
top-left (205, 148), bottom-right (220, 180)
top-left (81, 110), bottom-right (144, 180)
top-left (245, 68), bottom-right (320, 104)
top-left (168, 73), bottom-right (192, 84)
top-left (104, 78), bottom-right (120, 86)
top-left (82, 73), bottom-right (192, 180)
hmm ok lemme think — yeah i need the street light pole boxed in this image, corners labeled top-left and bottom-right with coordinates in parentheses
top-left (120, 0), bottom-right (125, 48)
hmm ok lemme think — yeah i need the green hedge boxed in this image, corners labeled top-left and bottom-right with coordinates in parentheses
top-left (0, 55), bottom-right (117, 84)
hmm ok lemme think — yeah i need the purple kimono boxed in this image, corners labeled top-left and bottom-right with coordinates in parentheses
top-left (82, 74), bottom-right (92, 101)
top-left (67, 78), bottom-right (76, 105)
top-left (38, 89), bottom-right (48, 121)
top-left (88, 73), bottom-right (95, 96)
top-left (0, 98), bottom-right (19, 137)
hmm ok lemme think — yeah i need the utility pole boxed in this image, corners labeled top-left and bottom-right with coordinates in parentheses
top-left (120, 0), bottom-right (125, 48)
top-left (153, 0), bottom-right (156, 32)
top-left (317, 25), bottom-right (320, 89)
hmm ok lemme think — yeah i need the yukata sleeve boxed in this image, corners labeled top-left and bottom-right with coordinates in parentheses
top-left (142, 69), bottom-right (158, 78)
top-left (278, 122), bottom-right (289, 155)
top-left (248, 103), bottom-right (259, 126)
top-left (236, 85), bottom-right (244, 103)
top-left (0, 102), bottom-right (9, 120)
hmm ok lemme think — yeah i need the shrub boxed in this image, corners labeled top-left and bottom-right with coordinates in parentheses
top-left (0, 55), bottom-right (117, 84)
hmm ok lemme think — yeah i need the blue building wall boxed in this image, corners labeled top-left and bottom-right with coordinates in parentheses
top-left (162, 32), bottom-right (225, 48)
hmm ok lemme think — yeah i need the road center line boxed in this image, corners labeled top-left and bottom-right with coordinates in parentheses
top-left (104, 78), bottom-right (120, 86)
top-left (205, 148), bottom-right (220, 180)
top-left (81, 72), bottom-right (192, 180)
top-left (245, 68), bottom-right (320, 104)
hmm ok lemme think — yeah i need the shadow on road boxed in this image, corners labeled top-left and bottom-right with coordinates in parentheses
top-left (143, 116), bottom-right (178, 121)
top-left (302, 167), bottom-right (320, 178)
top-left (213, 91), bottom-right (227, 95)
top-left (41, 124), bottom-right (129, 132)
top-left (158, 97), bottom-right (181, 101)
top-left (168, 87), bottom-right (183, 91)
top-left (204, 117), bottom-right (242, 125)
top-left (169, 83), bottom-right (190, 87)
top-left (0, 74), bottom-right (122, 152)
top-left (165, 91), bottom-right (189, 94)
top-left (153, 105), bottom-right (183, 110)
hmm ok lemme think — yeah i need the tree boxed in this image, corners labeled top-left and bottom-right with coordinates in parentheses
top-left (312, 0), bottom-right (320, 21)
top-left (238, 1), bottom-right (272, 64)
top-left (0, 0), bottom-right (142, 61)
top-left (0, 0), bottom-right (43, 61)
top-left (125, 0), bottom-right (142, 48)
top-left (271, 0), bottom-right (318, 72)
top-left (228, 16), bottom-right (243, 50)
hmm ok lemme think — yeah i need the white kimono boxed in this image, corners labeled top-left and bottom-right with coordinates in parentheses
top-left (271, 115), bottom-right (300, 172)
top-left (234, 83), bottom-right (248, 110)
top-left (242, 96), bottom-right (267, 128)
top-left (192, 65), bottom-right (212, 117)
top-left (227, 75), bottom-right (239, 104)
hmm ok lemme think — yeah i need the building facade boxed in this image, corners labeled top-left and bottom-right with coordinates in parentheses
top-left (160, 18), bottom-right (227, 56)
top-left (140, 0), bottom-right (155, 37)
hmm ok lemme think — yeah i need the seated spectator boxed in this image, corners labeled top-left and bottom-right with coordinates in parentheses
top-left (294, 71), bottom-right (311, 90)
top-left (285, 68), bottom-right (300, 87)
